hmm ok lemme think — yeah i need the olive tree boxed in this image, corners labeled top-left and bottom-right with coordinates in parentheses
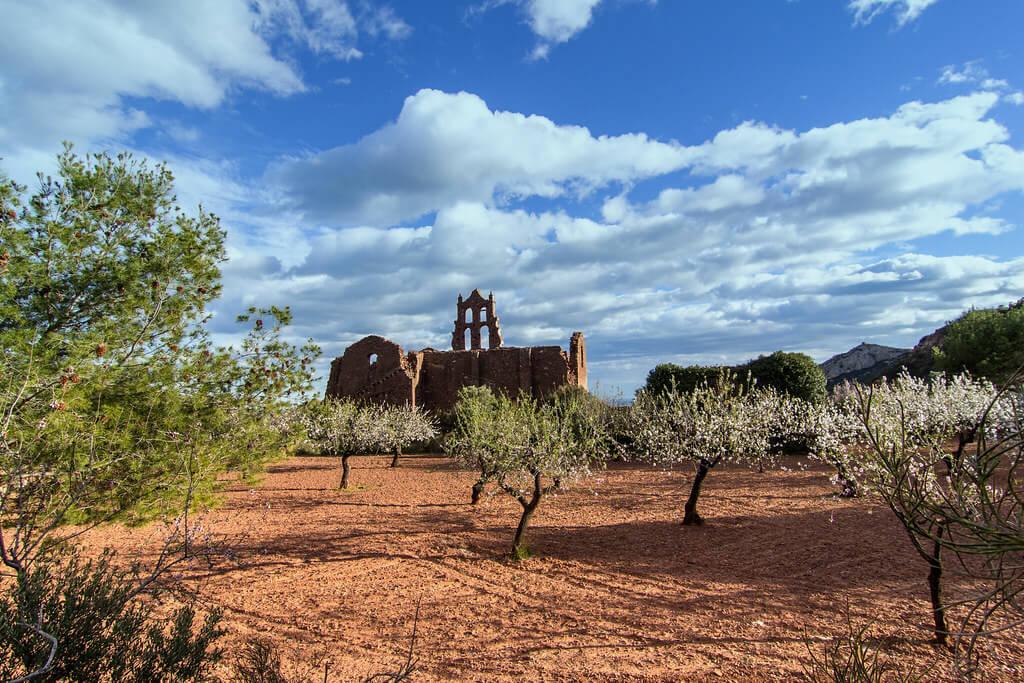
top-left (628, 374), bottom-right (794, 525)
top-left (446, 387), bottom-right (612, 558)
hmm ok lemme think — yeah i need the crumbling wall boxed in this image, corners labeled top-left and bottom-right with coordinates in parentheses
top-left (325, 335), bottom-right (417, 406)
top-left (324, 292), bottom-right (587, 411)
top-left (569, 331), bottom-right (587, 388)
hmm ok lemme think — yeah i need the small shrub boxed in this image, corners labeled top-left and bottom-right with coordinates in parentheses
top-left (804, 610), bottom-right (929, 683)
top-left (0, 550), bottom-right (224, 682)
top-left (230, 639), bottom-right (289, 683)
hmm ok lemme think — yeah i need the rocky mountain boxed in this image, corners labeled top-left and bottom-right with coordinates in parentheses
top-left (822, 327), bottom-right (949, 388)
top-left (820, 342), bottom-right (910, 388)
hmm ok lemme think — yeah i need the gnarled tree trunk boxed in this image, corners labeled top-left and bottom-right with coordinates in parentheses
top-left (511, 472), bottom-right (544, 558)
top-left (340, 454), bottom-right (351, 489)
top-left (390, 445), bottom-right (401, 468)
top-left (928, 530), bottom-right (948, 645)
top-left (471, 479), bottom-right (485, 505)
top-left (683, 459), bottom-right (711, 525)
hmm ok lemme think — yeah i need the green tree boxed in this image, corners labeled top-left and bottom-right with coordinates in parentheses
top-left (741, 351), bottom-right (827, 404)
top-left (446, 387), bottom-right (613, 558)
top-left (0, 145), bottom-right (319, 529)
top-left (933, 301), bottom-right (1024, 383)
top-left (1, 147), bottom-right (318, 679)
top-left (641, 363), bottom-right (730, 396)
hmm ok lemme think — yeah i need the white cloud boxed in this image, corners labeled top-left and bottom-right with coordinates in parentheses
top-left (0, 0), bottom-right (303, 179)
top-left (473, 0), bottom-right (649, 60)
top-left (1007, 92), bottom-right (1024, 106)
top-left (269, 88), bottom-right (692, 225)
top-left (849, 0), bottom-right (940, 26)
top-left (360, 4), bottom-right (413, 40)
top-left (253, 0), bottom-right (363, 60)
top-left (0, 0), bottom-right (411, 181)
top-left (525, 0), bottom-right (603, 58)
top-left (252, 0), bottom-right (411, 58)
top-left (938, 61), bottom-right (1011, 92)
top-left (244, 90), bottom-right (1024, 393)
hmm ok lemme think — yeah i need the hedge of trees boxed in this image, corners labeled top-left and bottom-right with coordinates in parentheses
top-left (642, 350), bottom-right (827, 404)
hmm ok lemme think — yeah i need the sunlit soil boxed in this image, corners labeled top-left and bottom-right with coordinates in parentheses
top-left (87, 455), bottom-right (1024, 681)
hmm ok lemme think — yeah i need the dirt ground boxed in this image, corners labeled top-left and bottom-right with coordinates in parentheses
top-left (89, 455), bottom-right (1024, 682)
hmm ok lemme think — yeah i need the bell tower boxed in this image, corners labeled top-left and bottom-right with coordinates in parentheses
top-left (452, 289), bottom-right (504, 350)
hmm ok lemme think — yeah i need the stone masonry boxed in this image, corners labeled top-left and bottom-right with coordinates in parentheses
top-left (325, 290), bottom-right (587, 411)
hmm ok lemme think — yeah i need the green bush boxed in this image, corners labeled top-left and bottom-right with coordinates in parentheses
top-left (0, 550), bottom-right (224, 682)
top-left (642, 353), bottom-right (825, 404)
top-left (641, 363), bottom-right (731, 396)
top-left (934, 300), bottom-right (1024, 383)
top-left (741, 351), bottom-right (827, 404)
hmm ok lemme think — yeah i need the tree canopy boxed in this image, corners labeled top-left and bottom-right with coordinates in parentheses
top-left (933, 300), bottom-right (1024, 383)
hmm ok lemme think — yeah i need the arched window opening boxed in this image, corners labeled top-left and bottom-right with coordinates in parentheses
top-left (481, 326), bottom-right (489, 349)
top-left (480, 307), bottom-right (488, 321)
top-left (369, 353), bottom-right (378, 368)
top-left (464, 308), bottom-right (472, 323)
top-left (464, 328), bottom-right (471, 350)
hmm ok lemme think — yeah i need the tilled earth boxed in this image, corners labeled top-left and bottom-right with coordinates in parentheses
top-left (90, 455), bottom-right (1024, 681)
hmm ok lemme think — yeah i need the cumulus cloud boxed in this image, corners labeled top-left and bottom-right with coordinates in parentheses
top-left (525, 0), bottom-right (603, 59)
top-left (269, 88), bottom-right (692, 225)
top-left (243, 90), bottom-right (1024, 392)
top-left (472, 0), bottom-right (651, 59)
top-left (0, 0), bottom-right (409, 181)
top-left (849, 0), bottom-right (940, 26)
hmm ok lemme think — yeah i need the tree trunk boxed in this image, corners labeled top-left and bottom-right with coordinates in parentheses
top-left (471, 479), bottom-right (485, 505)
top-left (390, 445), bottom-right (401, 468)
top-left (837, 463), bottom-right (858, 498)
top-left (340, 454), bottom-right (351, 489)
top-left (511, 473), bottom-right (543, 558)
top-left (683, 460), bottom-right (711, 526)
top-left (928, 530), bottom-right (948, 645)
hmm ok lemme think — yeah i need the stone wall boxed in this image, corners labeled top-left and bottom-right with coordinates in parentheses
top-left (326, 338), bottom-right (586, 412)
top-left (324, 290), bottom-right (587, 411)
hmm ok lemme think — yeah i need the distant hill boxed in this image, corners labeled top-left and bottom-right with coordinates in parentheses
top-left (821, 327), bottom-right (948, 388)
top-left (820, 342), bottom-right (910, 388)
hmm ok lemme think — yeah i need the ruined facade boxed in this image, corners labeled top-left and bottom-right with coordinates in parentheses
top-left (325, 290), bottom-right (587, 411)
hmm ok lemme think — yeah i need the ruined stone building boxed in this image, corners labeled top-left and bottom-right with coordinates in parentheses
top-left (325, 290), bottom-right (587, 411)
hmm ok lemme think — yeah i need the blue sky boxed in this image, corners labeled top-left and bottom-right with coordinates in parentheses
top-left (2, 0), bottom-right (1023, 396)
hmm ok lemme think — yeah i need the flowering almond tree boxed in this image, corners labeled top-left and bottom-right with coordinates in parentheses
top-left (447, 387), bottom-right (612, 558)
top-left (802, 398), bottom-right (864, 498)
top-left (302, 399), bottom-right (376, 489)
top-left (380, 404), bottom-right (438, 468)
top-left (629, 373), bottom-right (791, 525)
top-left (842, 371), bottom-right (1013, 645)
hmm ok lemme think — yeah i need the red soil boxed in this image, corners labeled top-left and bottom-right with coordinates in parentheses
top-left (88, 455), bottom-right (1024, 681)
